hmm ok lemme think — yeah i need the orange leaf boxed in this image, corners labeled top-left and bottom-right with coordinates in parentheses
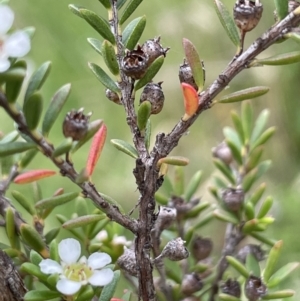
top-left (86, 124), bottom-right (107, 176)
top-left (14, 170), bottom-right (56, 184)
top-left (181, 82), bottom-right (199, 121)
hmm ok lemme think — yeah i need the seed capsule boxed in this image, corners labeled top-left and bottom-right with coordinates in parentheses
top-left (244, 275), bottom-right (267, 301)
top-left (117, 248), bottom-right (137, 277)
top-left (62, 108), bottom-right (91, 141)
top-left (191, 236), bottom-right (213, 261)
top-left (221, 278), bottom-right (241, 298)
top-left (233, 0), bottom-right (263, 33)
top-left (212, 141), bottom-right (233, 165)
top-left (140, 82), bottom-right (165, 114)
top-left (179, 59), bottom-right (199, 91)
top-left (121, 45), bottom-right (149, 79)
top-left (141, 36), bottom-right (169, 66)
top-left (160, 237), bottom-right (189, 261)
top-left (181, 273), bottom-right (203, 296)
top-left (222, 188), bottom-right (245, 212)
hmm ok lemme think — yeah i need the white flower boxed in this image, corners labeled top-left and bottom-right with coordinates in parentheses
top-left (0, 5), bottom-right (30, 72)
top-left (39, 238), bottom-right (114, 296)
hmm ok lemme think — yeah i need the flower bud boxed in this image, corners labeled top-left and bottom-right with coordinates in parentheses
top-left (244, 275), bottom-right (267, 301)
top-left (191, 236), bottom-right (213, 261)
top-left (105, 89), bottom-right (121, 105)
top-left (117, 248), bottom-right (137, 277)
top-left (160, 237), bottom-right (189, 261)
top-left (212, 141), bottom-right (233, 165)
top-left (181, 273), bottom-right (203, 296)
top-left (221, 278), bottom-right (241, 298)
top-left (237, 244), bottom-right (265, 263)
top-left (233, 0), bottom-right (263, 33)
top-left (178, 59), bottom-right (199, 91)
top-left (121, 45), bottom-right (149, 79)
top-left (141, 36), bottom-right (169, 66)
top-left (62, 108), bottom-right (91, 141)
top-left (140, 82), bottom-right (165, 114)
top-left (222, 188), bottom-right (244, 212)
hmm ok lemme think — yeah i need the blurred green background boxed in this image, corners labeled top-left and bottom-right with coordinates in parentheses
top-left (2, 0), bottom-right (300, 298)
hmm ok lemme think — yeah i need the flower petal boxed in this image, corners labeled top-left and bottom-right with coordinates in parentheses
top-left (39, 259), bottom-right (63, 274)
top-left (56, 278), bottom-right (82, 295)
top-left (0, 5), bottom-right (14, 34)
top-left (0, 56), bottom-right (10, 72)
top-left (88, 252), bottom-right (111, 269)
top-left (88, 269), bottom-right (114, 286)
top-left (58, 238), bottom-right (81, 264)
top-left (4, 31), bottom-right (30, 58)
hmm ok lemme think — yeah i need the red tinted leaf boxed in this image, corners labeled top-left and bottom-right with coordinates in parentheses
top-left (181, 82), bottom-right (199, 121)
top-left (86, 124), bottom-right (107, 176)
top-left (14, 170), bottom-right (56, 184)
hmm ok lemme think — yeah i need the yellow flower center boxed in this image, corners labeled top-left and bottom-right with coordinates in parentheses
top-left (63, 262), bottom-right (93, 283)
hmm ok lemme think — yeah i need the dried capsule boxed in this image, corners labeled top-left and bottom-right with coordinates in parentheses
top-left (221, 278), bottom-right (241, 298)
top-left (191, 236), bottom-right (213, 261)
top-left (105, 89), bottom-right (122, 105)
top-left (212, 141), bottom-right (233, 165)
top-left (181, 273), bottom-right (203, 296)
top-left (140, 82), bottom-right (165, 114)
top-left (62, 108), bottom-right (91, 141)
top-left (153, 206), bottom-right (176, 235)
top-left (233, 0), bottom-right (263, 33)
top-left (141, 36), bottom-right (169, 66)
top-left (222, 188), bottom-right (245, 212)
top-left (121, 45), bottom-right (149, 79)
top-left (237, 244), bottom-right (265, 263)
top-left (117, 248), bottom-right (137, 277)
top-left (160, 237), bottom-right (189, 261)
top-left (244, 275), bottom-right (267, 301)
top-left (179, 59), bottom-right (199, 91)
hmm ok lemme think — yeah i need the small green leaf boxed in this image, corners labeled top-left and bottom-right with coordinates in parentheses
top-left (184, 170), bottom-right (202, 201)
top-left (19, 149), bottom-right (38, 169)
top-left (250, 109), bottom-right (270, 145)
top-left (213, 0), bottom-right (240, 49)
top-left (87, 37), bottom-right (103, 55)
top-left (286, 32), bottom-right (300, 44)
top-left (263, 240), bottom-right (283, 283)
top-left (251, 127), bottom-right (276, 151)
top-left (242, 101), bottom-right (253, 144)
top-left (223, 126), bottom-right (242, 149)
top-left (182, 38), bottom-right (204, 92)
top-left (6, 207), bottom-right (17, 249)
top-left (256, 51), bottom-right (300, 65)
top-left (68, 4), bottom-right (85, 18)
top-left (246, 146), bottom-right (263, 172)
top-left (257, 196), bottom-right (273, 219)
top-left (49, 239), bottom-right (59, 262)
top-left (79, 9), bottom-right (115, 44)
top-left (119, 0), bottom-right (143, 25)
top-left (110, 139), bottom-right (138, 158)
top-left (225, 139), bottom-right (242, 165)
top-left (194, 212), bottom-right (214, 229)
top-left (213, 158), bottom-right (235, 185)
top-left (267, 262), bottom-right (300, 288)
top-left (0, 67), bottom-right (26, 82)
top-left (155, 192), bottom-right (168, 205)
top-left (249, 183), bottom-right (266, 206)
top-left (0, 142), bottom-right (36, 157)
top-left (137, 100), bottom-right (151, 134)
top-left (262, 290), bottom-right (294, 300)
top-left (98, 193), bottom-right (125, 213)
top-left (213, 209), bottom-right (239, 224)
top-left (134, 55), bottom-right (164, 91)
top-left (274, 0), bottom-right (289, 21)
top-left (226, 255), bottom-right (250, 278)
top-left (35, 192), bottom-right (79, 210)
top-left (99, 270), bottom-right (121, 301)
top-left (25, 61), bottom-right (51, 102)
top-left (231, 111), bottom-right (245, 144)
top-left (89, 62), bottom-right (120, 93)
top-left (56, 214), bottom-right (85, 241)
top-left (185, 202), bottom-right (210, 218)
top-left (72, 119), bottom-right (103, 153)
top-left (52, 138), bottom-right (73, 158)
top-left (23, 92), bottom-right (43, 130)
top-left (218, 86), bottom-right (269, 104)
top-left (123, 16), bottom-right (146, 50)
top-left (251, 232), bottom-right (276, 247)
top-left (42, 83), bottom-right (71, 137)
top-left (21, 263), bottom-right (48, 282)
top-left (101, 40), bottom-right (119, 76)
top-left (98, 0), bottom-right (111, 9)
top-left (158, 156), bottom-right (189, 167)
top-left (77, 285), bottom-right (95, 301)
top-left (0, 131), bottom-right (19, 144)
top-left (246, 254), bottom-right (261, 277)
top-left (45, 228), bottom-right (60, 245)
top-left (174, 166), bottom-right (185, 196)
top-left (24, 290), bottom-right (61, 301)
top-left (117, 0), bottom-right (127, 9)
top-left (30, 250), bottom-right (43, 266)
top-left (11, 190), bottom-right (35, 215)
top-left (63, 214), bottom-right (106, 229)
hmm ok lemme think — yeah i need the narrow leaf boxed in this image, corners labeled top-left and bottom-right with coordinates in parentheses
top-left (42, 83), bottom-right (71, 137)
top-left (250, 109), bottom-right (270, 145)
top-left (262, 290), bottom-right (294, 299)
top-left (134, 55), bottom-right (164, 91)
top-left (24, 290), bottom-right (60, 301)
top-left (25, 61), bottom-right (51, 102)
top-left (0, 142), bottom-right (36, 157)
top-left (218, 86), bottom-right (269, 103)
top-left (110, 139), bottom-right (138, 159)
top-left (98, 192), bottom-right (125, 213)
top-left (137, 100), bottom-right (151, 134)
top-left (68, 4), bottom-right (85, 18)
top-left (174, 166), bottom-right (184, 196)
top-left (87, 38), bottom-right (103, 55)
top-left (274, 0), bottom-right (289, 21)
top-left (213, 0), bottom-right (240, 48)
top-left (122, 16), bottom-right (146, 50)
top-left (6, 207), bottom-right (17, 249)
top-left (14, 170), bottom-right (56, 184)
top-left (213, 158), bottom-right (235, 185)
top-left (19, 149), bottom-right (38, 169)
top-left (242, 101), bottom-right (253, 143)
top-left (63, 214), bottom-right (106, 229)
top-left (101, 40), bottom-right (119, 76)
top-left (44, 228), bottom-right (60, 245)
top-left (182, 38), bottom-right (204, 92)
top-left (257, 196), bottom-right (273, 219)
top-left (89, 62), bottom-right (120, 93)
top-left (99, 270), bottom-right (121, 301)
top-left (0, 131), bottom-right (19, 144)
top-left (23, 92), bottom-right (43, 130)
top-left (250, 232), bottom-right (277, 246)
top-left (79, 9), bottom-right (115, 44)
top-left (11, 190), bottom-right (35, 215)
top-left (256, 51), bottom-right (300, 65)
top-left (249, 183), bottom-right (266, 206)
top-left (251, 127), bottom-right (276, 151)
top-left (52, 138), bottom-right (73, 157)
top-left (184, 170), bottom-right (202, 201)
top-left (213, 209), bottom-right (239, 224)
top-left (158, 156), bottom-right (189, 167)
top-left (181, 82), bottom-right (199, 121)
top-left (35, 192), bottom-right (79, 210)
top-left (119, 0), bottom-right (143, 25)
top-left (86, 124), bottom-right (107, 176)
top-left (231, 111), bottom-right (245, 144)
top-left (117, 0), bottom-right (127, 9)
top-left (226, 255), bottom-right (250, 278)
top-left (98, 0), bottom-right (111, 9)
